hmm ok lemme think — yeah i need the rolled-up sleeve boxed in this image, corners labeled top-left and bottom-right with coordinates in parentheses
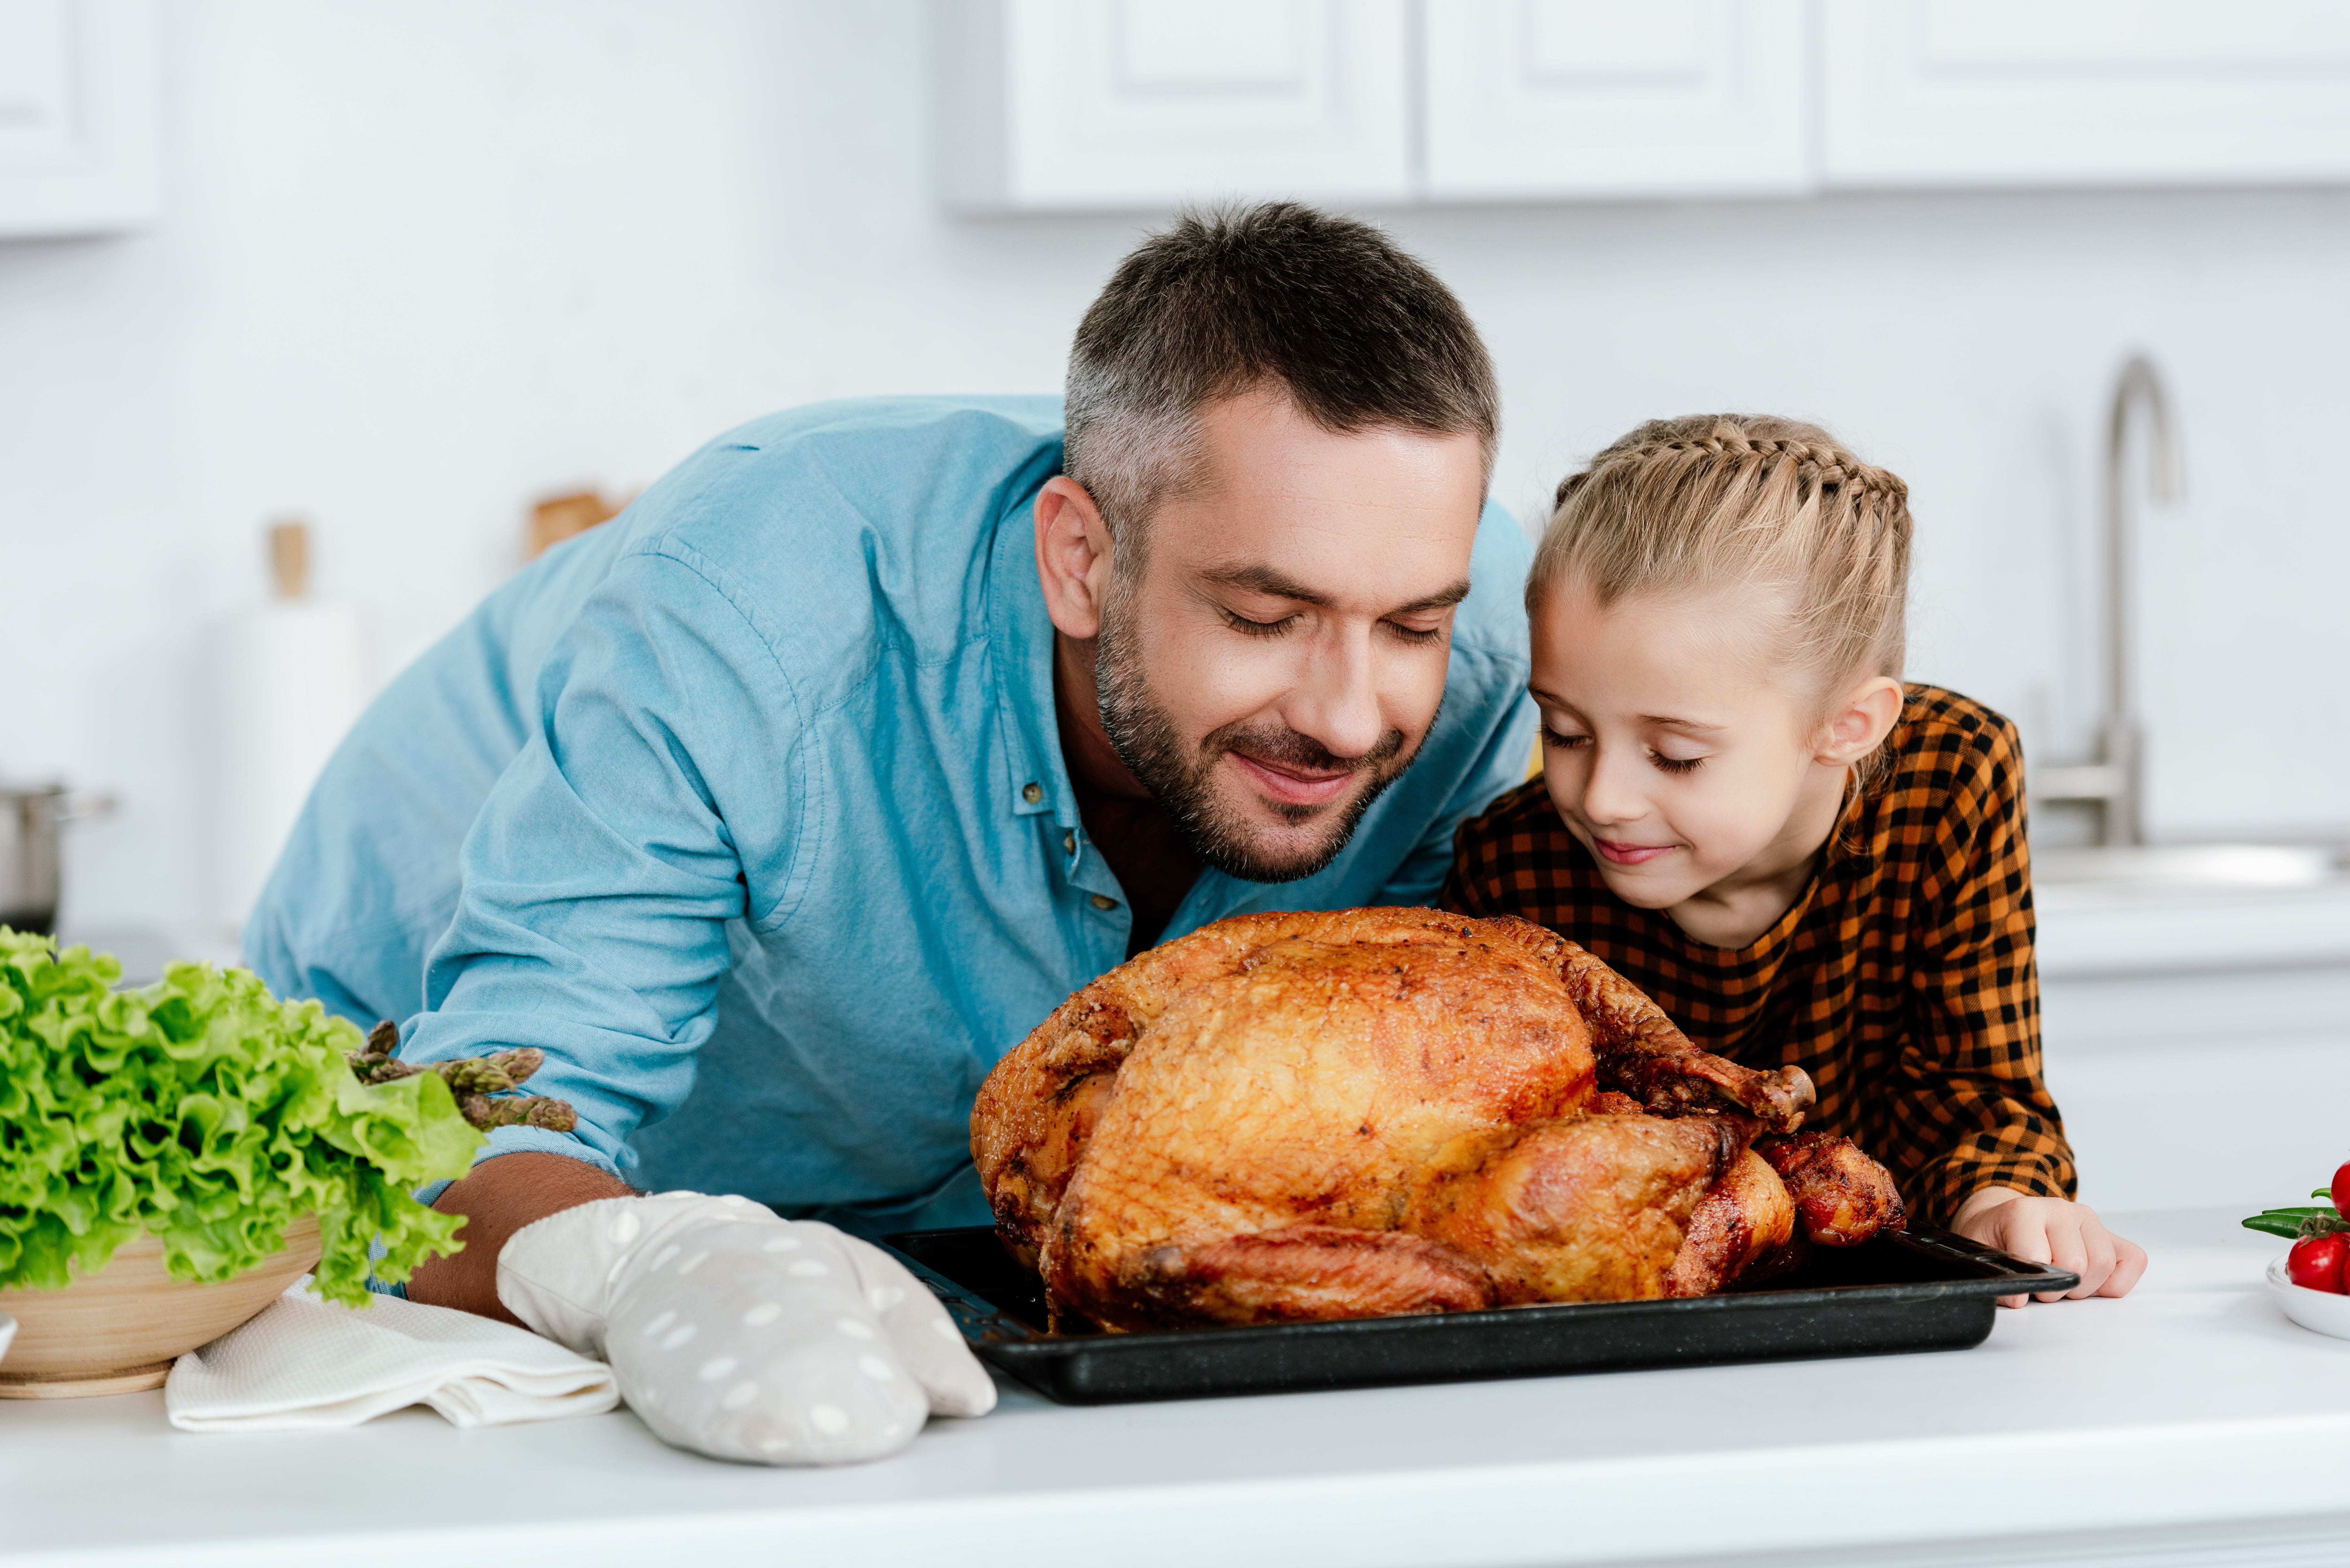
top-left (402, 541), bottom-right (810, 1179)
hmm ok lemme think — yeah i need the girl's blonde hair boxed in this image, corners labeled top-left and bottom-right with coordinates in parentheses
top-left (1528, 415), bottom-right (1913, 722)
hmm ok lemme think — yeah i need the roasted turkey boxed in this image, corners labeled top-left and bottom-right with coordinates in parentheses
top-left (972, 908), bottom-right (1903, 1331)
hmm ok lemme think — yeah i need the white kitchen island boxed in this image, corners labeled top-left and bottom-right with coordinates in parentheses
top-left (3, 1210), bottom-right (2347, 1568)
top-left (2035, 878), bottom-right (2350, 1218)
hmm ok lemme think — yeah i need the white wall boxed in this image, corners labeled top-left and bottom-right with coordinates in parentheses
top-left (4, 0), bottom-right (2347, 942)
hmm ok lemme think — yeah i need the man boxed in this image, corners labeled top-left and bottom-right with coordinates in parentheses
top-left (248, 203), bottom-right (1534, 1462)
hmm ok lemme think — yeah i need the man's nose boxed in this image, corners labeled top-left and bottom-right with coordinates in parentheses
top-left (1283, 627), bottom-right (1387, 761)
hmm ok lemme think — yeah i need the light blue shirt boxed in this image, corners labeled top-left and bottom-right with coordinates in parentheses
top-left (246, 396), bottom-right (1535, 1235)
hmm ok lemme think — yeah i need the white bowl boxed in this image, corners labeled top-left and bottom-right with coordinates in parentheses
top-left (2266, 1256), bottom-right (2350, 1338)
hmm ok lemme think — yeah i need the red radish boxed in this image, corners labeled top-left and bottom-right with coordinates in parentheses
top-left (2290, 1233), bottom-right (2349, 1293)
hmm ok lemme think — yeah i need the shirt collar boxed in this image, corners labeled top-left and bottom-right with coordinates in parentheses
top-left (986, 464), bottom-right (1074, 827)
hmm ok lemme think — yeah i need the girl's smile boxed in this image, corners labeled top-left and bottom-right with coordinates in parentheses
top-left (1591, 837), bottom-right (1679, 865)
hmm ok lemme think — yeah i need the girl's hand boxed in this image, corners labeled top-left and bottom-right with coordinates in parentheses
top-left (1951, 1187), bottom-right (2148, 1308)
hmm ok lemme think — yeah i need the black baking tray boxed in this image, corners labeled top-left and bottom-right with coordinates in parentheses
top-left (881, 1224), bottom-right (2077, 1405)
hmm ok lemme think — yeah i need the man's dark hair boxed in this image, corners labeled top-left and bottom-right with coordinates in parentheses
top-left (1063, 202), bottom-right (1499, 555)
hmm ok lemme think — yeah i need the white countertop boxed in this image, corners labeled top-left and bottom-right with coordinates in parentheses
top-left (5, 1210), bottom-right (2349, 1568)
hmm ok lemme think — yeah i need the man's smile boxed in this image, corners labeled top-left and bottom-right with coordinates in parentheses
top-left (1225, 749), bottom-right (1359, 808)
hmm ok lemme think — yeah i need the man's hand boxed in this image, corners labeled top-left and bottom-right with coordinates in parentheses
top-left (406, 1152), bottom-right (633, 1323)
top-left (497, 1194), bottom-right (997, 1465)
top-left (1951, 1187), bottom-right (2148, 1308)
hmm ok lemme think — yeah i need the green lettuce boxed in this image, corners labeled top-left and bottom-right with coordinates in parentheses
top-left (0, 929), bottom-right (481, 1306)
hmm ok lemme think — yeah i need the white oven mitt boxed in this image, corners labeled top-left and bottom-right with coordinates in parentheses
top-left (497, 1193), bottom-right (995, 1465)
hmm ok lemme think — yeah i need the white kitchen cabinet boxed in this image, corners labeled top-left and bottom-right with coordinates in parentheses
top-left (2035, 880), bottom-right (2350, 1215)
top-left (931, 1), bottom-right (2350, 211)
top-left (1821, 0), bottom-right (2350, 189)
top-left (0, 0), bottom-right (160, 237)
top-left (2043, 965), bottom-right (2350, 1216)
top-left (928, 0), bottom-right (1410, 213)
top-left (1420, 0), bottom-right (1810, 201)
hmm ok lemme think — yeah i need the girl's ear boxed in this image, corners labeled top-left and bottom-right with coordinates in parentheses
top-left (1816, 675), bottom-right (1905, 765)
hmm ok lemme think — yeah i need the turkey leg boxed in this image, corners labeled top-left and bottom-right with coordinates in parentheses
top-left (1756, 1133), bottom-right (1907, 1245)
top-left (1660, 1150), bottom-right (1799, 1297)
top-left (1556, 942), bottom-right (1816, 1133)
top-left (1410, 1112), bottom-right (1755, 1303)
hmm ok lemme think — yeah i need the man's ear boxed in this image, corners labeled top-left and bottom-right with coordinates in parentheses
top-left (1033, 476), bottom-right (1118, 640)
top-left (1816, 675), bottom-right (1905, 765)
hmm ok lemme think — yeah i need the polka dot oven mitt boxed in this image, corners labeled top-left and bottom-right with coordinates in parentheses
top-left (498, 1193), bottom-right (996, 1464)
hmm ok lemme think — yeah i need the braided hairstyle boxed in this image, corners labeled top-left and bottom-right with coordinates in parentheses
top-left (1529, 414), bottom-right (1913, 771)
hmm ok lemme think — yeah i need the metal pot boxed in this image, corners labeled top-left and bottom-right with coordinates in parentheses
top-left (0, 787), bottom-right (111, 937)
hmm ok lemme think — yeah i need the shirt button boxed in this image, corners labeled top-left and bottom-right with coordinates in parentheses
top-left (1063, 831), bottom-right (1077, 856)
top-left (1021, 782), bottom-right (1043, 804)
top-left (1090, 893), bottom-right (1118, 911)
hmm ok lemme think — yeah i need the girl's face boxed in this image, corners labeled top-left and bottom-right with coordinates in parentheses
top-left (1529, 577), bottom-right (1879, 926)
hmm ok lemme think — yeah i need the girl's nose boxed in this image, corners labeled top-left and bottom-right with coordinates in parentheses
top-left (1580, 745), bottom-right (1647, 827)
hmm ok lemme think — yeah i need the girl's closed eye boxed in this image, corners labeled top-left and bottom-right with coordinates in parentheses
top-left (1542, 721), bottom-right (1706, 774)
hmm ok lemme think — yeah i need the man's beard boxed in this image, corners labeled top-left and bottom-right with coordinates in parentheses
top-left (1093, 598), bottom-right (1427, 884)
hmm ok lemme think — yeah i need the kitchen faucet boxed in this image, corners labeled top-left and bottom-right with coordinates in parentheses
top-left (2032, 354), bottom-right (2182, 847)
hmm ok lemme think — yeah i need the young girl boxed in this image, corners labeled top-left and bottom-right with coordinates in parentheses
top-left (1444, 415), bottom-right (2144, 1306)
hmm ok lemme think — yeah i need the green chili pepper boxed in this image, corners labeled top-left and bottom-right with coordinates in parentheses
top-left (2244, 1192), bottom-right (2348, 1239)
top-left (2244, 1206), bottom-right (2334, 1238)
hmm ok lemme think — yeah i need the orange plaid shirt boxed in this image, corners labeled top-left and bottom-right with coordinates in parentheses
top-left (1441, 684), bottom-right (2074, 1225)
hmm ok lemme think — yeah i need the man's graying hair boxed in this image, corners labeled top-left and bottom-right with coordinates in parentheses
top-left (1064, 202), bottom-right (1499, 562)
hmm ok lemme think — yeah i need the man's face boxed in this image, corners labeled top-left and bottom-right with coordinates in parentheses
top-left (1094, 388), bottom-right (1487, 882)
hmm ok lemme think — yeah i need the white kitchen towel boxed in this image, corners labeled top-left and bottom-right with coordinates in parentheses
top-left (165, 1279), bottom-right (618, 1431)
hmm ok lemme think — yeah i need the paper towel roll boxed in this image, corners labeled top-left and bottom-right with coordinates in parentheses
top-left (204, 600), bottom-right (371, 932)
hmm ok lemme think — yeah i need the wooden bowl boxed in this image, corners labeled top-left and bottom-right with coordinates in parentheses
top-left (0, 1215), bottom-right (322, 1398)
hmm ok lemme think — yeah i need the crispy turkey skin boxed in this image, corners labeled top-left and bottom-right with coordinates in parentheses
top-left (972, 908), bottom-right (1896, 1331)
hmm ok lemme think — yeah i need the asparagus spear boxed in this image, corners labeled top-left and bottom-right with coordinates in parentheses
top-left (347, 1023), bottom-right (577, 1132)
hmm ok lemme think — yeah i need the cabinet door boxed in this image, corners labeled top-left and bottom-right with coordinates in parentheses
top-left (0, 0), bottom-right (160, 237)
top-left (1420, 0), bottom-right (1811, 201)
top-left (931, 0), bottom-right (1410, 213)
top-left (1822, 0), bottom-right (2350, 188)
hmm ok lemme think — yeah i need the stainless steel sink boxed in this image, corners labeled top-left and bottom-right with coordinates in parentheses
top-left (2033, 843), bottom-right (2342, 889)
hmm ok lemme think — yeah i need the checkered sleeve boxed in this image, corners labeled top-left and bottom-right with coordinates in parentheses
top-left (1884, 709), bottom-right (2078, 1224)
